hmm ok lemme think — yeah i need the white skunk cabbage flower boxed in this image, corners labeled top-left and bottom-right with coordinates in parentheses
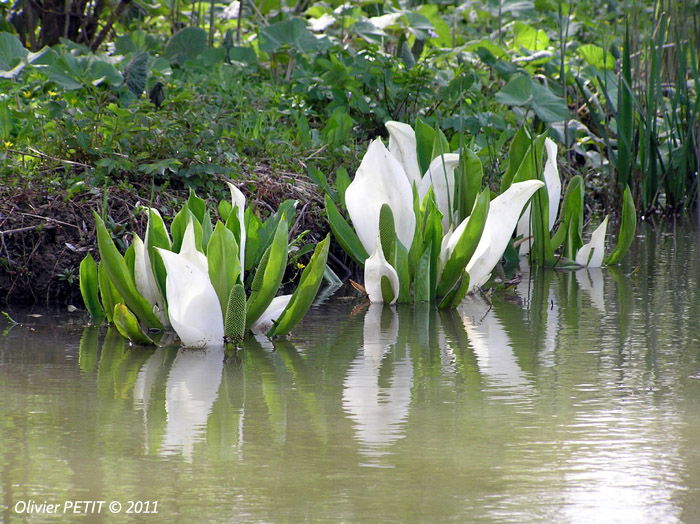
top-left (467, 180), bottom-right (545, 290)
top-left (575, 215), bottom-right (609, 267)
top-left (386, 120), bottom-right (421, 187)
top-left (250, 294), bottom-right (292, 334)
top-left (418, 153), bottom-right (461, 230)
top-left (364, 235), bottom-right (400, 304)
top-left (157, 246), bottom-right (224, 348)
top-left (516, 138), bottom-right (562, 255)
top-left (345, 138), bottom-right (416, 254)
top-left (226, 181), bottom-right (246, 282)
top-left (133, 234), bottom-right (169, 326)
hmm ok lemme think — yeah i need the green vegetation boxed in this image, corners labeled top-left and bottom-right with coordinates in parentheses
top-left (80, 182), bottom-right (331, 345)
top-left (2, 0), bottom-right (698, 305)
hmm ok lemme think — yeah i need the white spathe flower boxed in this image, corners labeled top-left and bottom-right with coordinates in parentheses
top-left (575, 215), bottom-right (609, 267)
top-left (179, 219), bottom-right (208, 275)
top-left (364, 235), bottom-right (400, 304)
top-left (250, 294), bottom-right (292, 334)
top-left (133, 234), bottom-right (169, 326)
top-left (466, 180), bottom-right (545, 290)
top-left (418, 153), bottom-right (461, 230)
top-left (516, 138), bottom-right (562, 255)
top-left (226, 181), bottom-right (247, 283)
top-left (386, 121), bottom-right (421, 187)
top-left (345, 138), bottom-right (416, 254)
top-left (157, 248), bottom-right (224, 348)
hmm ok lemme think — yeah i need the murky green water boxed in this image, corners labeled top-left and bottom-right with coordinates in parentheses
top-left (2, 222), bottom-right (700, 523)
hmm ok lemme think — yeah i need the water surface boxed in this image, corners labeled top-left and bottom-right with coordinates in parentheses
top-left (1, 221), bottom-right (700, 523)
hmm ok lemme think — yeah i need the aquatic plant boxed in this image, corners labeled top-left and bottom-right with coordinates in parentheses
top-left (502, 128), bottom-right (637, 269)
top-left (79, 183), bottom-right (330, 347)
top-left (322, 120), bottom-right (544, 306)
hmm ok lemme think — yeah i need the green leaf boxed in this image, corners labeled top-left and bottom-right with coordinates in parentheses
top-left (98, 261), bottom-right (121, 324)
top-left (267, 235), bottom-right (330, 337)
top-left (458, 149), bottom-right (483, 219)
top-left (146, 209), bottom-right (171, 307)
top-left (495, 74), bottom-right (533, 107)
top-left (578, 44), bottom-right (615, 70)
top-left (164, 27), bottom-right (208, 65)
top-left (554, 175), bottom-right (584, 258)
top-left (113, 303), bottom-right (155, 345)
top-left (93, 212), bottom-right (162, 329)
top-left (0, 32), bottom-right (27, 71)
top-left (218, 199), bottom-right (232, 222)
top-left (606, 185), bottom-right (637, 265)
top-left (325, 195), bottom-right (368, 265)
top-left (208, 221), bottom-right (242, 316)
top-left (436, 189), bottom-right (489, 298)
top-left (437, 271), bottom-right (470, 309)
top-left (79, 254), bottom-right (104, 322)
top-left (501, 127), bottom-right (533, 192)
top-left (259, 17), bottom-right (330, 54)
top-left (124, 51), bottom-right (148, 96)
top-left (415, 117), bottom-right (436, 175)
top-left (224, 284), bottom-right (246, 344)
top-left (245, 218), bottom-right (288, 329)
top-left (531, 82), bottom-right (570, 123)
top-left (512, 22), bottom-right (550, 51)
top-left (335, 166), bottom-right (351, 204)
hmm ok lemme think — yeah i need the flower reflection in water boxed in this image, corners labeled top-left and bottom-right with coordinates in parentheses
top-left (342, 304), bottom-right (412, 463)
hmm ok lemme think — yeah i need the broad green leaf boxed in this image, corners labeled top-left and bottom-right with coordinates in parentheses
top-left (458, 148), bottom-right (483, 219)
top-left (187, 189), bottom-right (212, 249)
top-left (93, 212), bottom-right (162, 329)
top-left (146, 209), bottom-right (171, 305)
top-left (578, 44), bottom-right (615, 70)
top-left (98, 261), bottom-right (121, 323)
top-left (0, 32), bottom-right (27, 71)
top-left (218, 199), bottom-right (232, 222)
top-left (335, 166), bottom-right (351, 204)
top-left (415, 117), bottom-right (436, 175)
top-left (437, 271), bottom-right (470, 309)
top-left (79, 254), bottom-right (104, 322)
top-left (224, 283), bottom-right (246, 344)
top-left (259, 17), bottom-right (330, 54)
top-left (268, 235), bottom-right (330, 337)
top-left (501, 126), bottom-right (533, 192)
top-left (245, 218), bottom-right (288, 329)
top-left (437, 189), bottom-right (489, 297)
top-left (512, 22), bottom-right (550, 51)
top-left (554, 175), bottom-right (584, 258)
top-left (430, 128), bottom-right (451, 162)
top-left (606, 185), bottom-right (637, 265)
top-left (164, 27), bottom-right (207, 65)
top-left (495, 74), bottom-right (533, 107)
top-left (113, 303), bottom-right (155, 345)
top-left (208, 221), bottom-right (241, 315)
top-left (325, 195), bottom-right (368, 265)
top-left (531, 83), bottom-right (570, 123)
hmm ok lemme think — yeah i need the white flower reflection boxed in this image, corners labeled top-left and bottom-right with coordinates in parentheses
top-left (162, 346), bottom-right (224, 460)
top-left (342, 305), bottom-right (412, 461)
top-left (459, 295), bottom-right (533, 396)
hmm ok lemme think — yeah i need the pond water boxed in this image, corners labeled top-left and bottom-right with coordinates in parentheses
top-left (2, 221), bottom-right (700, 523)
